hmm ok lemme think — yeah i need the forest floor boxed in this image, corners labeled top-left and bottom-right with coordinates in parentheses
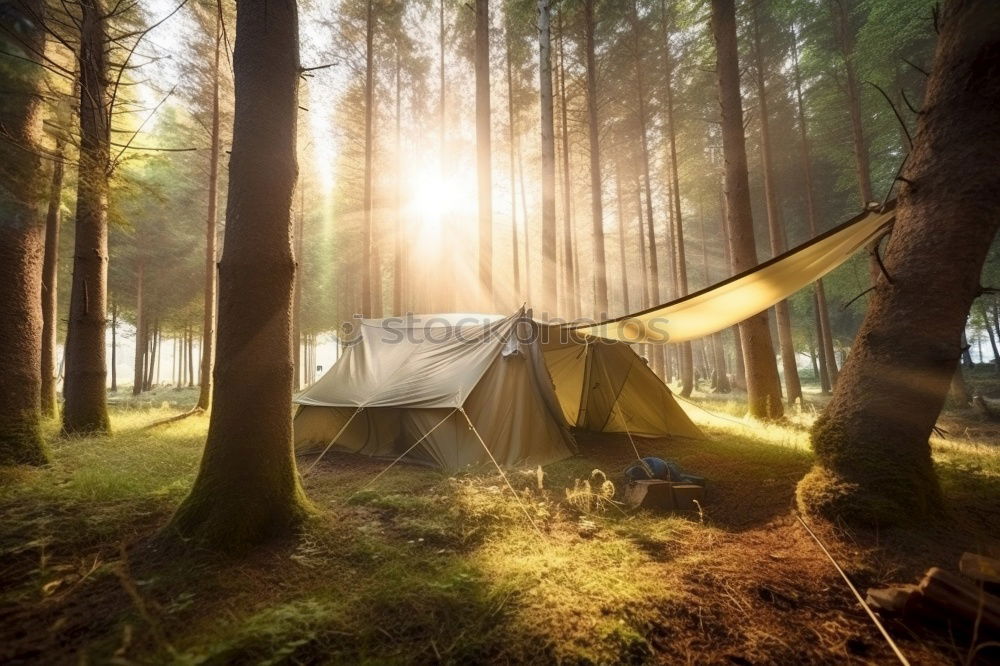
top-left (2, 381), bottom-right (1000, 664)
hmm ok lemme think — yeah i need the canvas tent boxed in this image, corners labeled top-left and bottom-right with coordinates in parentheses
top-left (293, 309), bottom-right (704, 470)
top-left (541, 331), bottom-right (704, 440)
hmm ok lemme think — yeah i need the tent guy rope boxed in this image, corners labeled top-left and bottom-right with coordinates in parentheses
top-left (348, 408), bottom-right (460, 501)
top-left (459, 407), bottom-right (546, 538)
top-left (796, 515), bottom-right (911, 666)
top-left (303, 406), bottom-right (365, 476)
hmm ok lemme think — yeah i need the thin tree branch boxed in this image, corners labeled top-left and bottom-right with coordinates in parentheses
top-left (865, 80), bottom-right (913, 149)
top-left (111, 82), bottom-right (178, 167)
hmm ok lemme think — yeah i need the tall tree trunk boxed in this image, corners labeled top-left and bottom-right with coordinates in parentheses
top-left (40, 135), bottom-right (66, 417)
top-left (537, 0), bottom-right (557, 315)
top-left (506, 34), bottom-right (521, 303)
top-left (659, 1), bottom-right (693, 396)
top-left (438, 0), bottom-right (450, 313)
top-left (799, 0), bottom-right (1000, 525)
top-left (110, 303), bottom-right (117, 392)
top-left (829, 0), bottom-right (873, 205)
top-left (582, 0), bottom-right (608, 318)
top-left (700, 205), bottom-right (731, 393)
top-left (627, 0), bottom-right (665, 382)
top-left (293, 185), bottom-right (303, 391)
top-left (710, 0), bottom-right (783, 419)
top-left (361, 0), bottom-right (375, 317)
top-left (0, 0), bottom-right (47, 464)
top-left (63, 0), bottom-right (111, 435)
top-left (992, 303), bottom-right (1000, 348)
top-left (198, 9), bottom-right (222, 409)
top-left (717, 188), bottom-right (746, 391)
top-left (634, 175), bottom-right (650, 310)
top-left (475, 0), bottom-right (493, 308)
top-left (751, 5), bottom-right (802, 406)
top-left (393, 43), bottom-right (404, 316)
top-left (132, 262), bottom-right (145, 395)
top-left (829, 0), bottom-right (883, 284)
top-left (614, 165), bottom-right (630, 313)
top-left (813, 291), bottom-right (832, 392)
top-left (147, 320), bottom-right (159, 391)
top-left (980, 302), bottom-right (1000, 373)
top-left (633, 173), bottom-right (653, 370)
top-left (791, 30), bottom-right (839, 387)
top-left (155, 324), bottom-right (162, 387)
top-left (517, 143), bottom-right (532, 304)
top-left (169, 0), bottom-right (310, 550)
top-left (960, 329), bottom-right (973, 367)
top-left (556, 8), bottom-right (578, 319)
top-left (187, 324), bottom-right (195, 387)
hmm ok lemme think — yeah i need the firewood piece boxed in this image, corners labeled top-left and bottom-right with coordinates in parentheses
top-left (917, 567), bottom-right (1000, 632)
top-left (960, 552), bottom-right (1000, 585)
top-left (866, 585), bottom-right (918, 614)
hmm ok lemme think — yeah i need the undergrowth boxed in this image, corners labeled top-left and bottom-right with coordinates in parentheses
top-left (1, 390), bottom-right (998, 664)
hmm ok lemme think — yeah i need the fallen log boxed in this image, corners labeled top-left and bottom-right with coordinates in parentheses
top-left (960, 553), bottom-right (1000, 586)
top-left (914, 567), bottom-right (1000, 634)
top-left (139, 407), bottom-right (205, 430)
top-left (866, 585), bottom-right (918, 614)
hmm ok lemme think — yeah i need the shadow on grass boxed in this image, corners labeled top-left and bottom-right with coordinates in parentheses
top-left (566, 429), bottom-right (814, 533)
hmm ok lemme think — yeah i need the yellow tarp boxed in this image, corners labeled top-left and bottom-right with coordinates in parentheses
top-left (570, 205), bottom-right (896, 344)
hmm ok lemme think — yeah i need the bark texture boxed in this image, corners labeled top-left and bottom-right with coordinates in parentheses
top-left (798, 0), bottom-right (1000, 525)
top-left (791, 31), bottom-right (838, 389)
top-left (582, 0), bottom-right (608, 318)
top-left (751, 6), bottom-right (801, 406)
top-left (197, 8), bottom-right (222, 410)
top-left (660, 2), bottom-right (693, 396)
top-left (361, 0), bottom-right (375, 317)
top-left (0, 0), bottom-right (47, 465)
top-left (556, 9), bottom-right (579, 319)
top-left (40, 135), bottom-right (65, 416)
top-left (710, 0), bottom-right (783, 419)
top-left (63, 0), bottom-right (111, 435)
top-left (537, 0), bottom-right (557, 315)
top-left (169, 0), bottom-right (310, 551)
top-left (506, 32), bottom-right (521, 303)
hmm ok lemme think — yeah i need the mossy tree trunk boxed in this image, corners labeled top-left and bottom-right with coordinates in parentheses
top-left (709, 0), bottom-right (783, 419)
top-left (168, 0), bottom-right (310, 551)
top-left (0, 0), bottom-right (47, 466)
top-left (798, 0), bottom-right (1000, 525)
top-left (63, 0), bottom-right (111, 435)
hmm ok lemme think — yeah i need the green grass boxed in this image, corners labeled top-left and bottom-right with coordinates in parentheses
top-left (1, 391), bottom-right (998, 664)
